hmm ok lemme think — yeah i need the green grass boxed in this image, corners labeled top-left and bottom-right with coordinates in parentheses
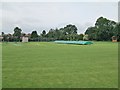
top-left (2, 42), bottom-right (118, 88)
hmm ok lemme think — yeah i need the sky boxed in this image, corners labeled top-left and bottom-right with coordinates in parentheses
top-left (0, 0), bottom-right (119, 34)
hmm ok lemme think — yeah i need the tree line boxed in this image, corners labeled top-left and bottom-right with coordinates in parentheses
top-left (85, 17), bottom-right (120, 41)
top-left (1, 17), bottom-right (120, 42)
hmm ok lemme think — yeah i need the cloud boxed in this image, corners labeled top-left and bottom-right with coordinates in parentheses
top-left (1, 2), bottom-right (118, 34)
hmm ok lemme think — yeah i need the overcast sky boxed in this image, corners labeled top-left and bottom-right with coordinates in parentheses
top-left (0, 1), bottom-right (118, 34)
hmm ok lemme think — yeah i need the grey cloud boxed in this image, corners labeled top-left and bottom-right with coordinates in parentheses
top-left (1, 2), bottom-right (118, 34)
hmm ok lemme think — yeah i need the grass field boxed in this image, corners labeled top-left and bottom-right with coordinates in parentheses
top-left (2, 42), bottom-right (118, 88)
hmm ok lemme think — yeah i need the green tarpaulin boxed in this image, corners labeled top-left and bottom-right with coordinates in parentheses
top-left (54, 41), bottom-right (93, 45)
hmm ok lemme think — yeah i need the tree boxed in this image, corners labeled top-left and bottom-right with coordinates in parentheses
top-left (64, 24), bottom-right (77, 35)
top-left (60, 24), bottom-right (78, 40)
top-left (85, 17), bottom-right (118, 41)
top-left (113, 22), bottom-right (120, 41)
top-left (31, 31), bottom-right (38, 38)
top-left (44, 24), bottom-right (78, 41)
top-left (85, 27), bottom-right (97, 40)
top-left (2, 32), bottom-right (4, 36)
top-left (76, 34), bottom-right (84, 40)
top-left (95, 17), bottom-right (116, 41)
top-left (41, 30), bottom-right (46, 37)
top-left (13, 27), bottom-right (22, 42)
top-left (46, 29), bottom-right (55, 38)
top-left (59, 28), bottom-right (67, 40)
top-left (30, 31), bottom-right (39, 41)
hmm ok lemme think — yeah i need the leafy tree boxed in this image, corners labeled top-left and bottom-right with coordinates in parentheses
top-left (41, 30), bottom-right (46, 37)
top-left (85, 17), bottom-right (118, 41)
top-left (13, 27), bottom-right (22, 42)
top-left (2, 32), bottom-right (4, 36)
top-left (64, 24), bottom-right (77, 35)
top-left (59, 24), bottom-right (78, 40)
top-left (113, 22), bottom-right (120, 41)
top-left (95, 17), bottom-right (117, 41)
top-left (77, 34), bottom-right (84, 40)
top-left (31, 31), bottom-right (38, 38)
top-left (46, 29), bottom-right (55, 38)
top-left (85, 27), bottom-right (97, 40)
top-left (45, 24), bottom-right (78, 41)
top-left (30, 31), bottom-right (39, 41)
top-left (54, 28), bottom-right (61, 40)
